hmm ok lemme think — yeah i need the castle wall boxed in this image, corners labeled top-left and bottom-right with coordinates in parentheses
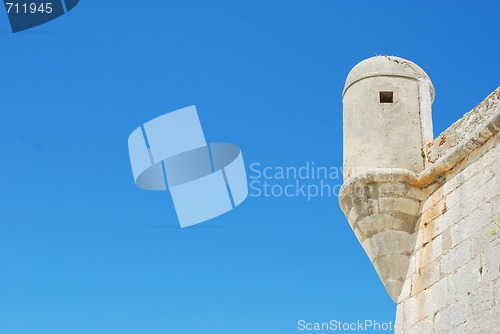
top-left (395, 114), bottom-right (500, 333)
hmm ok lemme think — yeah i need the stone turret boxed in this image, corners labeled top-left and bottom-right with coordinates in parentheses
top-left (339, 56), bottom-right (435, 301)
top-left (339, 56), bottom-right (500, 332)
top-left (342, 56), bottom-right (435, 178)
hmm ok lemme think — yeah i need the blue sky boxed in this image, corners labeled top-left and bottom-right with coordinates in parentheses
top-left (0, 1), bottom-right (499, 333)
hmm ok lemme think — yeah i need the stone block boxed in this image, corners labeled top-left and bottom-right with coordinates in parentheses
top-left (441, 227), bottom-right (452, 253)
top-left (395, 302), bottom-right (405, 332)
top-left (450, 203), bottom-right (492, 247)
top-left (403, 294), bottom-right (422, 326)
top-left (415, 233), bottom-right (442, 268)
top-left (433, 299), bottom-right (471, 334)
top-left (378, 182), bottom-right (406, 197)
top-left (468, 280), bottom-right (495, 314)
top-left (491, 193), bottom-right (500, 218)
top-left (421, 198), bottom-right (447, 225)
top-left (481, 242), bottom-right (500, 283)
top-left (448, 258), bottom-right (481, 303)
top-left (398, 274), bottom-right (412, 303)
top-left (365, 230), bottom-right (414, 255)
top-left (412, 259), bottom-right (441, 295)
top-left (441, 240), bottom-right (471, 275)
top-left (440, 201), bottom-right (469, 237)
top-left (379, 197), bottom-right (420, 214)
top-left (463, 305), bottom-right (500, 333)
top-left (422, 277), bottom-right (448, 318)
top-left (443, 173), bottom-right (465, 197)
top-left (421, 187), bottom-right (443, 213)
top-left (470, 222), bottom-right (500, 259)
top-left (419, 213), bottom-right (448, 244)
top-left (472, 175), bottom-right (500, 209)
top-left (496, 278), bottom-right (500, 305)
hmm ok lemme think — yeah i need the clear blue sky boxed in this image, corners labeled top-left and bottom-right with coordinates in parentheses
top-left (0, 1), bottom-right (499, 333)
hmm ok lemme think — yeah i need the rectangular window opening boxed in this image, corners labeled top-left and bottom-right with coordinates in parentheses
top-left (380, 91), bottom-right (393, 103)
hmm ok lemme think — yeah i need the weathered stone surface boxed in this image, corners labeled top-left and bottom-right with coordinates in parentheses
top-left (495, 278), bottom-right (500, 305)
top-left (427, 88), bottom-right (500, 164)
top-left (440, 240), bottom-right (470, 275)
top-left (340, 56), bottom-right (500, 333)
top-left (469, 281), bottom-right (495, 314)
top-left (342, 56), bottom-right (433, 179)
top-left (339, 173), bottom-right (423, 301)
top-left (433, 298), bottom-right (471, 333)
top-left (481, 243), bottom-right (500, 283)
top-left (448, 258), bottom-right (482, 303)
top-left (411, 258), bottom-right (440, 294)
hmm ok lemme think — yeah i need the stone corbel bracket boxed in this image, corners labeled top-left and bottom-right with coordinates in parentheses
top-left (339, 169), bottom-right (427, 302)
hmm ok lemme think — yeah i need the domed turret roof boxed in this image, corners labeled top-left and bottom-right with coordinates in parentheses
top-left (343, 56), bottom-right (434, 101)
